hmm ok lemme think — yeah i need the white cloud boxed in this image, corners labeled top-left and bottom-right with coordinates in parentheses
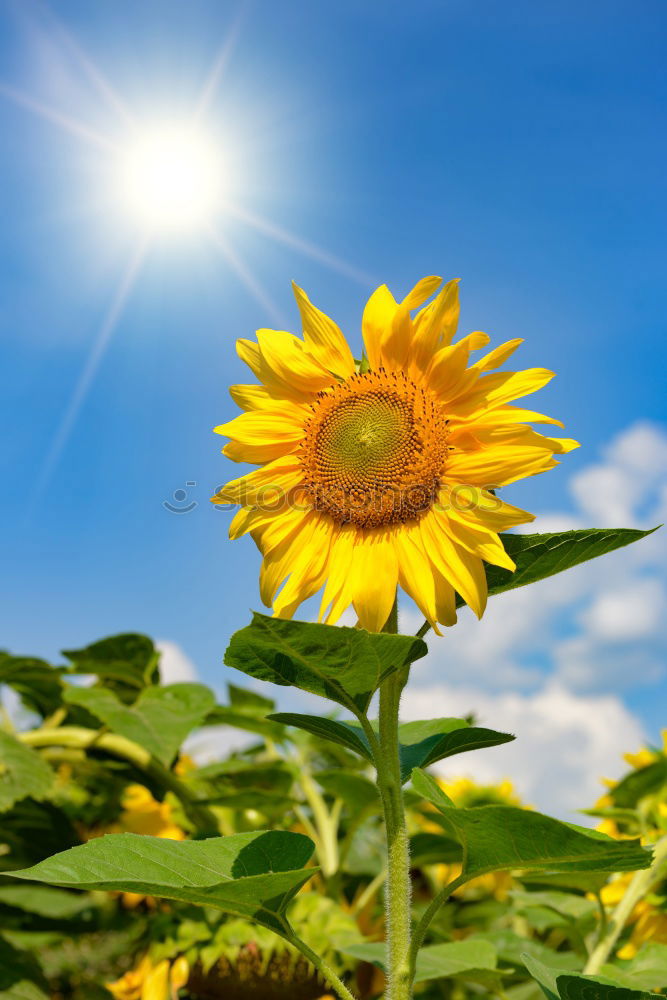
top-left (156, 640), bottom-right (200, 684)
top-left (580, 578), bottom-right (666, 641)
top-left (570, 421), bottom-right (667, 528)
top-left (401, 681), bottom-right (645, 821)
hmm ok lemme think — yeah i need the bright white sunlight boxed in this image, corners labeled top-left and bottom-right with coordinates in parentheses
top-left (117, 124), bottom-right (223, 231)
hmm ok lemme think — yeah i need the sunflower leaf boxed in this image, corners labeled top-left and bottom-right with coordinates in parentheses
top-left (0, 732), bottom-right (53, 811)
top-left (62, 682), bottom-right (216, 766)
top-left (343, 939), bottom-right (500, 985)
top-left (522, 954), bottom-right (664, 1000)
top-left (412, 769), bottom-right (652, 876)
top-left (397, 719), bottom-right (514, 783)
top-left (225, 613), bottom-right (427, 715)
top-left (0, 654), bottom-right (65, 718)
top-left (6, 830), bottom-right (316, 935)
top-left (268, 713), bottom-right (374, 760)
top-left (479, 527), bottom-right (658, 604)
top-left (62, 633), bottom-right (159, 703)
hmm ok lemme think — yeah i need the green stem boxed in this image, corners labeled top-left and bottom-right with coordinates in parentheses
top-left (416, 619), bottom-right (432, 639)
top-left (299, 765), bottom-right (341, 877)
top-left (584, 835), bottom-right (667, 974)
top-left (19, 726), bottom-right (221, 836)
top-left (408, 874), bottom-right (467, 976)
top-left (285, 929), bottom-right (358, 1000)
top-left (375, 597), bottom-right (412, 1000)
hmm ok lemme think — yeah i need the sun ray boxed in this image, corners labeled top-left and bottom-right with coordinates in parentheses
top-left (221, 202), bottom-right (377, 287)
top-left (38, 2), bottom-right (136, 129)
top-left (207, 226), bottom-right (287, 327)
top-left (0, 82), bottom-right (117, 152)
top-left (193, 5), bottom-right (247, 123)
top-left (28, 238), bottom-right (150, 509)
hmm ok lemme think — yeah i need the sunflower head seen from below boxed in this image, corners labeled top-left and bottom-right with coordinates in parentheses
top-left (213, 276), bottom-right (578, 633)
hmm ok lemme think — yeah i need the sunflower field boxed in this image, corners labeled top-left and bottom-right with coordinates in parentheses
top-left (1, 623), bottom-right (666, 1000)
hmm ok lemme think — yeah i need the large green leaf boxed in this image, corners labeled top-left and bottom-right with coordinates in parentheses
top-left (269, 714), bottom-right (513, 781)
top-left (344, 939), bottom-right (499, 985)
top-left (7, 830), bottom-right (316, 934)
top-left (397, 718), bottom-right (514, 782)
top-left (523, 955), bottom-right (663, 1000)
top-left (225, 613), bottom-right (427, 714)
top-left (412, 770), bottom-right (651, 878)
top-left (62, 633), bottom-right (159, 703)
top-left (0, 655), bottom-right (64, 718)
top-left (480, 528), bottom-right (657, 604)
top-left (0, 732), bottom-right (53, 811)
top-left (268, 713), bottom-right (373, 761)
top-left (63, 682), bottom-right (216, 766)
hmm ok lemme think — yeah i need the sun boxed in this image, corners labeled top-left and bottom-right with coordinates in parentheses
top-left (117, 124), bottom-right (223, 232)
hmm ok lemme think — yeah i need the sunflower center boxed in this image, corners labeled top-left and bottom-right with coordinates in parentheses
top-left (300, 370), bottom-right (448, 528)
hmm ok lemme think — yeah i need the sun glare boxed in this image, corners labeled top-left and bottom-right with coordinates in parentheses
top-left (118, 125), bottom-right (223, 231)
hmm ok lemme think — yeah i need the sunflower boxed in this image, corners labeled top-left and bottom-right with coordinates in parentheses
top-left (214, 276), bottom-right (577, 632)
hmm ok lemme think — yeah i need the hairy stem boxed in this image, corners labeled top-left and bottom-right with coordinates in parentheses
top-left (584, 835), bottom-right (667, 974)
top-left (375, 597), bottom-right (412, 1000)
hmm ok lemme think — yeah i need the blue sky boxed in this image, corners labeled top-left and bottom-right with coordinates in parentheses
top-left (1, 0), bottom-right (665, 815)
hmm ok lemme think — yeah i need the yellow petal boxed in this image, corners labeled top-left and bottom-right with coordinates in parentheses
top-left (320, 526), bottom-right (357, 624)
top-left (216, 407), bottom-right (306, 439)
top-left (141, 960), bottom-right (170, 1000)
top-left (445, 445), bottom-right (560, 487)
top-left (454, 368), bottom-right (555, 416)
top-left (440, 485), bottom-right (535, 532)
top-left (229, 384), bottom-right (288, 411)
top-left (351, 529), bottom-right (399, 632)
top-left (420, 512), bottom-right (487, 618)
top-left (362, 284), bottom-right (398, 370)
top-left (382, 276), bottom-right (442, 371)
top-left (214, 454), bottom-right (303, 506)
top-left (410, 279), bottom-right (460, 375)
top-left (292, 282), bottom-right (355, 377)
top-left (396, 522), bottom-right (441, 633)
top-left (236, 338), bottom-right (309, 403)
top-left (257, 329), bottom-right (335, 394)
top-left (222, 439), bottom-right (298, 464)
top-left (433, 506), bottom-right (516, 571)
top-left (472, 339), bottom-right (524, 373)
top-left (273, 516), bottom-right (334, 618)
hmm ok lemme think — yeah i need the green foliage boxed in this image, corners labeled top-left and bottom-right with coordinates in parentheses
top-left (225, 611), bottom-right (427, 714)
top-left (63, 632), bottom-right (159, 703)
top-left (0, 732), bottom-right (53, 810)
top-left (0, 655), bottom-right (64, 718)
top-left (412, 769), bottom-right (652, 877)
top-left (8, 830), bottom-right (316, 934)
top-left (1, 615), bottom-right (663, 999)
top-left (346, 938), bottom-right (501, 984)
top-left (0, 937), bottom-right (49, 1000)
top-left (396, 718), bottom-right (514, 782)
top-left (63, 681), bottom-right (216, 766)
top-left (523, 954), bottom-right (664, 1000)
top-left (482, 528), bottom-right (658, 603)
